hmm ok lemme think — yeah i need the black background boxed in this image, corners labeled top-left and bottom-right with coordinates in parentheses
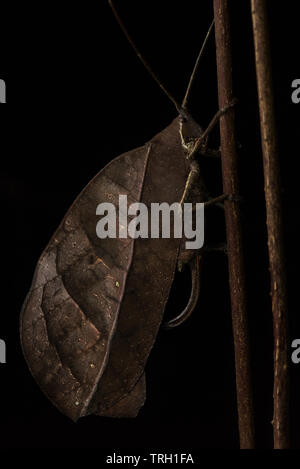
top-left (0, 0), bottom-right (299, 451)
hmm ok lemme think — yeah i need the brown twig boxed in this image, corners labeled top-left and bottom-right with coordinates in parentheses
top-left (251, 0), bottom-right (290, 449)
top-left (213, 0), bottom-right (255, 449)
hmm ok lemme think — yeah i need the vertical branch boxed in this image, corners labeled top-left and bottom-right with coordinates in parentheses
top-left (213, 0), bottom-right (255, 449)
top-left (251, 0), bottom-right (289, 449)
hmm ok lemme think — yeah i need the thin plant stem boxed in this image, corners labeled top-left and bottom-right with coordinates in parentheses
top-left (213, 0), bottom-right (255, 449)
top-left (251, 0), bottom-right (290, 449)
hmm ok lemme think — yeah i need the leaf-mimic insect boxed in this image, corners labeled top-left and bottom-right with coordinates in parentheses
top-left (20, 1), bottom-right (231, 421)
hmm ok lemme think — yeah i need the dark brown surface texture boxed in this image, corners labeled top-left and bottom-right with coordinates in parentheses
top-left (251, 0), bottom-right (290, 448)
top-left (214, 0), bottom-right (255, 448)
top-left (20, 117), bottom-right (196, 421)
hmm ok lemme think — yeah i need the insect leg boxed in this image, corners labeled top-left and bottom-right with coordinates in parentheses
top-left (179, 160), bottom-right (200, 206)
top-left (192, 193), bottom-right (242, 212)
top-left (188, 99), bottom-right (237, 160)
top-left (204, 194), bottom-right (227, 207)
top-left (202, 147), bottom-right (221, 158)
top-left (202, 243), bottom-right (227, 254)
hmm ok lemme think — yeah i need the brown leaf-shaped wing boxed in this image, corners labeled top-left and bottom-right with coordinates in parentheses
top-left (20, 117), bottom-right (189, 420)
top-left (21, 144), bottom-right (149, 420)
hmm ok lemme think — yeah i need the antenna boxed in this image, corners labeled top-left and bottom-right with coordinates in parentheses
top-left (182, 20), bottom-right (215, 109)
top-left (109, 1), bottom-right (214, 116)
top-left (108, 0), bottom-right (182, 114)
